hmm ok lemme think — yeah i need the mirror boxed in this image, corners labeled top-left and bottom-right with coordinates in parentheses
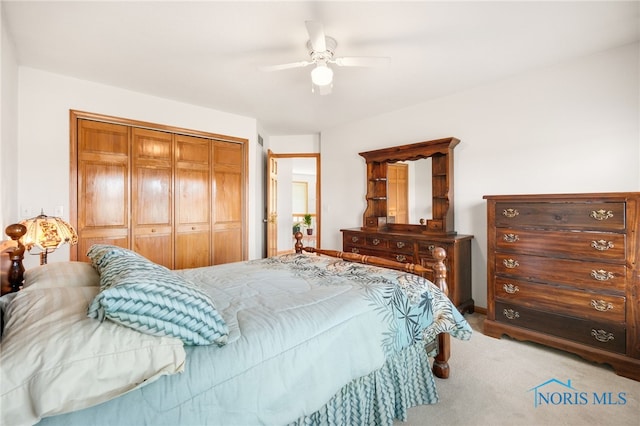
top-left (359, 137), bottom-right (459, 235)
top-left (387, 158), bottom-right (433, 224)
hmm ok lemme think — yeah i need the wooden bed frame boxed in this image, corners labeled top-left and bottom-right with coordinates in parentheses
top-left (292, 232), bottom-right (452, 379)
top-left (0, 225), bottom-right (453, 379)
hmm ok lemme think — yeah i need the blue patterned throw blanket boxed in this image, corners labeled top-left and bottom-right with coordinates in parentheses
top-left (40, 253), bottom-right (471, 426)
top-left (255, 253), bottom-right (472, 356)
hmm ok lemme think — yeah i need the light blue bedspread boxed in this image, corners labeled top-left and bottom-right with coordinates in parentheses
top-left (39, 253), bottom-right (471, 425)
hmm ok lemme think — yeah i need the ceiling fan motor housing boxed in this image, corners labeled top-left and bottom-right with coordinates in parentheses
top-left (307, 36), bottom-right (337, 62)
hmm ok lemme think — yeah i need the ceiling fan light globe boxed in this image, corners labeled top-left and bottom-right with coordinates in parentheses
top-left (311, 64), bottom-right (333, 86)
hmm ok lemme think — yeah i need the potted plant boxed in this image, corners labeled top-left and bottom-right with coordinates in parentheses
top-left (303, 214), bottom-right (313, 235)
top-left (292, 222), bottom-right (301, 234)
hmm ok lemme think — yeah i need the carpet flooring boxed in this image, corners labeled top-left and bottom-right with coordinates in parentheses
top-left (395, 313), bottom-right (640, 426)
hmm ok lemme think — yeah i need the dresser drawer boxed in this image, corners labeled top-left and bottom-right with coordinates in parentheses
top-left (342, 244), bottom-right (411, 263)
top-left (494, 202), bottom-right (626, 231)
top-left (495, 253), bottom-right (626, 293)
top-left (494, 277), bottom-right (625, 323)
top-left (388, 237), bottom-right (414, 254)
top-left (366, 236), bottom-right (389, 249)
top-left (343, 244), bottom-right (361, 254)
top-left (366, 249), bottom-right (414, 263)
top-left (495, 302), bottom-right (626, 354)
top-left (495, 228), bottom-right (626, 261)
top-left (417, 241), bottom-right (441, 255)
top-left (343, 232), bottom-right (364, 247)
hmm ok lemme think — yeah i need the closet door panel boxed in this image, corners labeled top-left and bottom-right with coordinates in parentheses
top-left (176, 168), bottom-right (209, 223)
top-left (72, 112), bottom-right (247, 266)
top-left (78, 120), bottom-right (129, 155)
top-left (76, 120), bottom-right (130, 260)
top-left (213, 229), bottom-right (242, 265)
top-left (135, 234), bottom-right (173, 267)
top-left (175, 135), bottom-right (211, 269)
top-left (80, 162), bottom-right (128, 227)
top-left (214, 171), bottom-right (242, 222)
top-left (175, 232), bottom-right (210, 269)
top-left (212, 141), bottom-right (244, 264)
top-left (132, 128), bottom-right (174, 268)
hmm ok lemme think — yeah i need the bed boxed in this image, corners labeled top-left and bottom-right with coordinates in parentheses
top-left (0, 228), bottom-right (471, 426)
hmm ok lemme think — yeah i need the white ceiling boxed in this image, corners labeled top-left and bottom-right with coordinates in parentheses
top-left (3, 1), bottom-right (639, 135)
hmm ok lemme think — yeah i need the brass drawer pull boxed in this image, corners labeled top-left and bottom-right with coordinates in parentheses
top-left (396, 255), bottom-right (407, 262)
top-left (502, 208), bottom-right (519, 218)
top-left (590, 300), bottom-right (614, 312)
top-left (503, 283), bottom-right (520, 294)
top-left (591, 240), bottom-right (614, 251)
top-left (591, 329), bottom-right (614, 343)
top-left (396, 241), bottom-right (405, 248)
top-left (591, 269), bottom-right (614, 281)
top-left (503, 309), bottom-right (520, 320)
top-left (351, 248), bottom-right (360, 254)
top-left (590, 209), bottom-right (613, 221)
top-left (503, 259), bottom-right (519, 269)
top-left (372, 238), bottom-right (380, 246)
top-left (351, 236), bottom-right (359, 243)
top-left (502, 233), bottom-right (519, 243)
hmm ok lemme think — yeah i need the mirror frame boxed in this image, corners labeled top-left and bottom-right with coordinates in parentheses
top-left (359, 137), bottom-right (459, 235)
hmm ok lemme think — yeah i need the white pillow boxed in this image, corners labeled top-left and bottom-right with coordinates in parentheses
top-left (23, 261), bottom-right (99, 289)
top-left (0, 286), bottom-right (186, 426)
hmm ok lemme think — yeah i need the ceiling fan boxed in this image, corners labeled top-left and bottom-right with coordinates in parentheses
top-left (259, 21), bottom-right (390, 95)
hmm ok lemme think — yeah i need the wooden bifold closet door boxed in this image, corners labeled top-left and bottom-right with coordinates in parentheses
top-left (71, 112), bottom-right (247, 268)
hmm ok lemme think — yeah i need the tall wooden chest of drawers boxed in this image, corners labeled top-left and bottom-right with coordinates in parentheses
top-left (341, 228), bottom-right (474, 314)
top-left (484, 193), bottom-right (640, 381)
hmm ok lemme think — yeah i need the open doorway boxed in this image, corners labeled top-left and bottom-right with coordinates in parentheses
top-left (267, 151), bottom-right (320, 256)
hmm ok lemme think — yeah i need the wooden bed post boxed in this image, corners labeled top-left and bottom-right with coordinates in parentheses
top-left (5, 223), bottom-right (27, 293)
top-left (294, 231), bottom-right (452, 379)
top-left (430, 247), bottom-right (451, 379)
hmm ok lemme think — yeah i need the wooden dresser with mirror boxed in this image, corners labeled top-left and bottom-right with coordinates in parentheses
top-left (341, 137), bottom-right (474, 313)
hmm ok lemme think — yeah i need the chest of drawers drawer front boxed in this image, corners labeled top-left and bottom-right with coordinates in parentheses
top-left (494, 277), bottom-right (626, 323)
top-left (495, 228), bottom-right (626, 261)
top-left (495, 302), bottom-right (626, 354)
top-left (494, 253), bottom-right (626, 293)
top-left (494, 202), bottom-right (626, 230)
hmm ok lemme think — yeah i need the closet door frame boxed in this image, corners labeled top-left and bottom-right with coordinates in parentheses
top-left (69, 110), bottom-right (249, 263)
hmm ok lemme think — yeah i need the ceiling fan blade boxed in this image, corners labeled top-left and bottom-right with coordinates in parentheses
top-left (305, 21), bottom-right (326, 52)
top-left (258, 61), bottom-right (313, 72)
top-left (332, 56), bottom-right (390, 67)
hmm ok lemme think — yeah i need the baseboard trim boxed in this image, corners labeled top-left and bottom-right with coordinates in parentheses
top-left (472, 306), bottom-right (487, 315)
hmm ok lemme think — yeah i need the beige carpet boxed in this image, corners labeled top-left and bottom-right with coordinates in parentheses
top-left (395, 313), bottom-right (640, 426)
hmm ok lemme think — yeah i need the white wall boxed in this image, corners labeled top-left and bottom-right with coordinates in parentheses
top-left (321, 43), bottom-right (640, 310)
top-left (15, 67), bottom-right (260, 268)
top-left (0, 9), bottom-right (20, 232)
top-left (269, 134), bottom-right (320, 154)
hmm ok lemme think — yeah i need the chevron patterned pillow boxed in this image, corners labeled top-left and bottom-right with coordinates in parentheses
top-left (86, 245), bottom-right (228, 346)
